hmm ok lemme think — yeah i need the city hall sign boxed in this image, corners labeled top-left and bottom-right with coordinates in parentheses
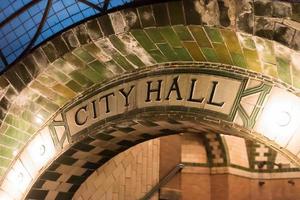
top-left (64, 69), bottom-right (250, 136)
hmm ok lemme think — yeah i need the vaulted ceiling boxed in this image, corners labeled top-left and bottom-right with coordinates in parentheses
top-left (0, 0), bottom-right (300, 199)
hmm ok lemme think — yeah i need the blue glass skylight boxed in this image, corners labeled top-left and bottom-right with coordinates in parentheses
top-left (0, 0), bottom-right (133, 72)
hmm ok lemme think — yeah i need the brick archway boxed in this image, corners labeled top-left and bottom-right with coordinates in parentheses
top-left (13, 63), bottom-right (300, 199)
top-left (0, 0), bottom-right (300, 199)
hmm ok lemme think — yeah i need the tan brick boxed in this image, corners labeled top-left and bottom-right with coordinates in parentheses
top-left (45, 191), bottom-right (58, 200)
top-left (93, 171), bottom-right (106, 189)
top-left (102, 174), bottom-right (115, 192)
top-left (112, 164), bottom-right (124, 180)
top-left (119, 185), bottom-right (125, 200)
top-left (103, 161), bottom-right (117, 177)
top-left (42, 181), bottom-right (59, 190)
top-left (74, 139), bottom-right (160, 200)
top-left (105, 186), bottom-right (113, 200)
top-left (125, 164), bottom-right (132, 178)
top-left (112, 192), bottom-right (118, 200)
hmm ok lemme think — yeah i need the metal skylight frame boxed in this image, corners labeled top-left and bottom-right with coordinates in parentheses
top-left (0, 0), bottom-right (132, 73)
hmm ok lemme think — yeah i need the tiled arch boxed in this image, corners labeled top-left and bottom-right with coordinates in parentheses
top-left (23, 112), bottom-right (299, 199)
top-left (0, 0), bottom-right (300, 199)
top-left (1, 61), bottom-right (298, 199)
top-left (25, 116), bottom-right (229, 199)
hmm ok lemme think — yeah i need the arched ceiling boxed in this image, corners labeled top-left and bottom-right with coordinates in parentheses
top-left (72, 133), bottom-right (299, 200)
top-left (0, 0), bottom-right (143, 71)
top-left (0, 0), bottom-right (300, 199)
top-left (1, 0), bottom-right (300, 72)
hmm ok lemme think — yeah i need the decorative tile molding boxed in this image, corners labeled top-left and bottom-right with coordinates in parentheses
top-left (2, 63), bottom-right (300, 199)
top-left (0, 0), bottom-right (300, 198)
top-left (1, 10), bottom-right (300, 181)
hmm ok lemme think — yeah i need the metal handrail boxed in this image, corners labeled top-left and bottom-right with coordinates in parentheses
top-left (140, 163), bottom-right (185, 200)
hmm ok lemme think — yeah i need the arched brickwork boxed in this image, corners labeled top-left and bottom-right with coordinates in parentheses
top-left (5, 62), bottom-right (298, 199)
top-left (0, 0), bottom-right (300, 199)
top-left (71, 134), bottom-right (300, 200)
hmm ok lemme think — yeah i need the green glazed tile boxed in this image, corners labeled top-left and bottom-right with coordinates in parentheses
top-left (0, 134), bottom-right (21, 148)
top-left (37, 74), bottom-right (56, 86)
top-left (37, 109), bottom-right (51, 120)
top-left (183, 42), bottom-right (206, 61)
top-left (0, 146), bottom-right (13, 159)
top-left (201, 48), bottom-right (219, 62)
top-left (213, 43), bottom-right (232, 64)
top-left (291, 54), bottom-right (300, 88)
top-left (20, 120), bottom-right (33, 131)
top-left (113, 54), bottom-right (135, 70)
top-left (173, 48), bottom-right (193, 61)
top-left (52, 95), bottom-right (68, 107)
top-left (21, 110), bottom-right (34, 122)
top-left (73, 48), bottom-right (95, 63)
top-left (263, 63), bottom-right (278, 78)
top-left (231, 53), bottom-right (248, 68)
top-left (105, 60), bottom-right (125, 74)
top-left (189, 26), bottom-right (212, 48)
top-left (79, 67), bottom-right (103, 83)
top-left (145, 28), bottom-right (165, 43)
top-left (259, 40), bottom-right (276, 64)
top-left (276, 57), bottom-right (292, 84)
top-left (47, 68), bottom-right (69, 83)
top-left (28, 101), bottom-right (41, 113)
top-left (126, 54), bottom-right (145, 67)
top-left (83, 43), bottom-right (104, 58)
top-left (52, 58), bottom-right (75, 74)
top-left (28, 123), bottom-right (41, 133)
top-left (69, 71), bottom-right (93, 86)
top-left (157, 43), bottom-right (178, 61)
top-left (88, 60), bottom-right (114, 77)
top-left (66, 80), bottom-right (84, 93)
top-left (131, 30), bottom-right (157, 51)
top-left (63, 52), bottom-right (86, 69)
top-left (26, 90), bottom-right (40, 102)
top-left (0, 157), bottom-right (11, 168)
top-left (30, 81), bottom-right (58, 100)
top-left (148, 50), bottom-right (168, 63)
top-left (6, 115), bottom-right (25, 129)
top-left (239, 34), bottom-right (256, 49)
top-left (292, 66), bottom-right (300, 89)
top-left (204, 27), bottom-right (224, 43)
top-left (35, 96), bottom-right (60, 112)
top-left (0, 167), bottom-right (5, 177)
top-left (109, 35), bottom-right (127, 55)
top-left (243, 48), bottom-right (262, 72)
top-left (220, 29), bottom-right (242, 53)
top-left (5, 114), bottom-right (31, 131)
top-left (5, 126), bottom-right (30, 141)
top-left (159, 27), bottom-right (182, 48)
top-left (173, 26), bottom-right (194, 41)
top-left (52, 84), bottom-right (76, 99)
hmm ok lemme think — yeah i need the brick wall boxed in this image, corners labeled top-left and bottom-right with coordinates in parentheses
top-left (73, 139), bottom-right (160, 200)
top-left (181, 167), bottom-right (300, 200)
top-left (73, 134), bottom-right (300, 200)
top-left (181, 133), bottom-right (207, 164)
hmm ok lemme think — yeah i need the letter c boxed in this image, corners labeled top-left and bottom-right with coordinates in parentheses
top-left (75, 105), bottom-right (88, 126)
